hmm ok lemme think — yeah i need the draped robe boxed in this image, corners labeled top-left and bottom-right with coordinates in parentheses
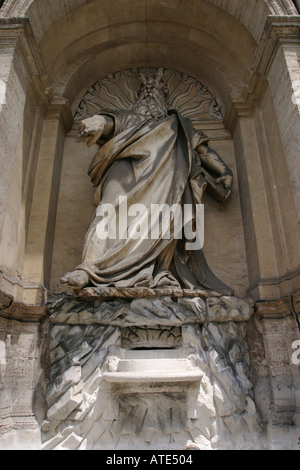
top-left (77, 108), bottom-right (233, 295)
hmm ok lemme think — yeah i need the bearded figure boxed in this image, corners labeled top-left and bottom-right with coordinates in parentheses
top-left (61, 69), bottom-right (234, 295)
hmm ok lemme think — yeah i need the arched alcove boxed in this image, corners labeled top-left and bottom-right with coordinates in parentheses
top-left (1, 0), bottom-right (297, 41)
top-left (28, 1), bottom-right (261, 301)
top-left (50, 66), bottom-right (249, 298)
top-left (0, 0), bottom-right (300, 451)
top-left (0, 0), bottom-right (299, 304)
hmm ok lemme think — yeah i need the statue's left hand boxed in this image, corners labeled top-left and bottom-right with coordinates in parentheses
top-left (216, 172), bottom-right (233, 191)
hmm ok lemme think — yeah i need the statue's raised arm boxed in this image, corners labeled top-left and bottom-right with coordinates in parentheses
top-left (77, 115), bottom-right (114, 147)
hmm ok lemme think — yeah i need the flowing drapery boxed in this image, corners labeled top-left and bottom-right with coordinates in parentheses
top-left (76, 109), bottom-right (233, 295)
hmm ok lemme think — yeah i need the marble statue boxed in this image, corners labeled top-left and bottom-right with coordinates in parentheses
top-left (61, 68), bottom-right (233, 294)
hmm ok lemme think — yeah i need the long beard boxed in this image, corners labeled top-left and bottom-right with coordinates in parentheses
top-left (132, 95), bottom-right (168, 120)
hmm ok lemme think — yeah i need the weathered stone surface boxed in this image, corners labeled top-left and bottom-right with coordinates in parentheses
top-left (48, 294), bottom-right (254, 326)
top-left (41, 295), bottom-right (263, 450)
top-left (206, 296), bottom-right (254, 322)
top-left (47, 385), bottom-right (82, 421)
top-left (0, 317), bottom-right (47, 450)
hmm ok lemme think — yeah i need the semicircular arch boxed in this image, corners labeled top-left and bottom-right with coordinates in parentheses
top-left (1, 0), bottom-right (297, 44)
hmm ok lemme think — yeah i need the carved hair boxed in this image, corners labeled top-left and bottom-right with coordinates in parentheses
top-left (138, 67), bottom-right (167, 96)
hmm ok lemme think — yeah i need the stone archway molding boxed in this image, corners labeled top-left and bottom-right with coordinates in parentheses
top-left (1, 0), bottom-right (297, 19)
top-left (0, 0), bottom-right (298, 46)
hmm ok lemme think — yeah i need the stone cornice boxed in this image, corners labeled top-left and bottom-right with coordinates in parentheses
top-left (0, 270), bottom-right (48, 321)
top-left (225, 15), bottom-right (300, 133)
top-left (247, 266), bottom-right (300, 298)
top-left (0, 284), bottom-right (48, 322)
top-left (255, 289), bottom-right (300, 321)
top-left (252, 15), bottom-right (300, 75)
top-left (0, 298), bottom-right (48, 322)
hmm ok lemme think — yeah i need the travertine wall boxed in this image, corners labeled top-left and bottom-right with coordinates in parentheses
top-left (0, 0), bottom-right (299, 450)
top-left (0, 316), bottom-right (48, 450)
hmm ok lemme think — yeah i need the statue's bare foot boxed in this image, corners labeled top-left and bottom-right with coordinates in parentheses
top-left (60, 270), bottom-right (90, 288)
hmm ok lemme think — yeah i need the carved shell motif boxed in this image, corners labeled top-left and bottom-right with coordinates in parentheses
top-left (74, 67), bottom-right (223, 125)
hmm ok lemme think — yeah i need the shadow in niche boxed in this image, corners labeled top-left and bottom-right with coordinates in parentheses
top-left (293, 0), bottom-right (300, 13)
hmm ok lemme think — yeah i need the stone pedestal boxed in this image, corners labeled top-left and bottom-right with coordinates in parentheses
top-left (42, 292), bottom-right (263, 450)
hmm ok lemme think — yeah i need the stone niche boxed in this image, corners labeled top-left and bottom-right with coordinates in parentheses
top-left (41, 292), bottom-right (263, 450)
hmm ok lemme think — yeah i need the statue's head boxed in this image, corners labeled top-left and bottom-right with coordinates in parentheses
top-left (133, 68), bottom-right (168, 119)
top-left (138, 68), bottom-right (168, 100)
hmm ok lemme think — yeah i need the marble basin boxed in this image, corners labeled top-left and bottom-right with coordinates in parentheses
top-left (102, 348), bottom-right (202, 383)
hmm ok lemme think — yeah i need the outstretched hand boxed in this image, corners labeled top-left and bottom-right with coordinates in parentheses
top-left (77, 115), bottom-right (107, 147)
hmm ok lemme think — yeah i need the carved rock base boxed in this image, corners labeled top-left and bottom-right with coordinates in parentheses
top-left (42, 295), bottom-right (263, 450)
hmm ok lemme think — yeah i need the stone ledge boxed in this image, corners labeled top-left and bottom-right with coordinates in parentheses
top-left (0, 298), bottom-right (48, 322)
top-left (73, 285), bottom-right (223, 300)
top-left (48, 293), bottom-right (254, 327)
top-left (102, 348), bottom-right (203, 384)
top-left (255, 289), bottom-right (300, 320)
